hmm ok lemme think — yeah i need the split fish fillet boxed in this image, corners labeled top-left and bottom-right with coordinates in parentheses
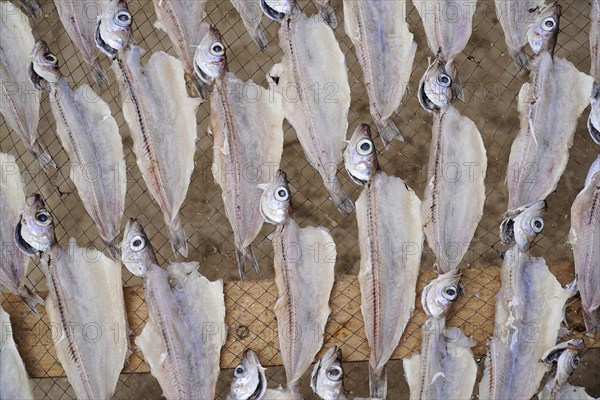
top-left (113, 47), bottom-right (200, 257)
top-left (343, 0), bottom-right (416, 146)
top-left (42, 239), bottom-right (128, 400)
top-left (210, 71), bottom-right (284, 278)
top-left (0, 305), bottom-right (34, 399)
top-left (421, 106), bottom-right (486, 273)
top-left (507, 52), bottom-right (593, 209)
top-left (229, 0), bottom-right (268, 50)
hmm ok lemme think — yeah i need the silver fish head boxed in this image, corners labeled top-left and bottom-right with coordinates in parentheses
top-left (310, 346), bottom-right (344, 400)
top-left (500, 200), bottom-right (547, 250)
top-left (589, 83), bottom-right (600, 144)
top-left (541, 339), bottom-right (584, 386)
top-left (418, 56), bottom-right (456, 113)
top-left (229, 349), bottom-right (267, 400)
top-left (260, 0), bottom-right (295, 21)
top-left (193, 26), bottom-right (227, 85)
top-left (121, 219), bottom-right (157, 277)
top-left (421, 269), bottom-right (462, 319)
top-left (15, 193), bottom-right (56, 256)
top-left (343, 124), bottom-right (378, 185)
top-left (527, 2), bottom-right (561, 55)
top-left (29, 40), bottom-right (60, 89)
top-left (260, 169), bottom-right (292, 225)
top-left (95, 0), bottom-right (133, 57)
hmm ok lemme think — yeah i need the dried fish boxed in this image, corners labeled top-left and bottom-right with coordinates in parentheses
top-left (97, 0), bottom-right (201, 257)
top-left (228, 349), bottom-right (267, 400)
top-left (0, 305), bottom-right (34, 399)
top-left (569, 156), bottom-right (600, 336)
top-left (229, 0), bottom-right (268, 50)
top-left (267, 5), bottom-right (354, 215)
top-left (499, 199), bottom-right (547, 251)
top-left (30, 40), bottom-right (126, 260)
top-left (314, 0), bottom-right (337, 28)
top-left (0, 1), bottom-right (52, 170)
top-left (311, 346), bottom-right (345, 400)
top-left (152, 0), bottom-right (210, 98)
top-left (507, 51), bottom-right (593, 209)
top-left (590, 0), bottom-right (600, 143)
top-left (526, 2), bottom-right (561, 56)
top-left (15, 0), bottom-right (41, 17)
top-left (197, 28), bottom-right (284, 279)
top-left (0, 153), bottom-right (42, 312)
top-left (15, 193), bottom-right (56, 257)
top-left (421, 106), bottom-right (486, 273)
top-left (343, 0), bottom-right (416, 145)
top-left (344, 124), bottom-right (423, 399)
top-left (42, 239), bottom-right (128, 400)
top-left (260, 170), bottom-right (336, 393)
top-left (403, 270), bottom-right (477, 400)
top-left (55, 0), bottom-right (110, 85)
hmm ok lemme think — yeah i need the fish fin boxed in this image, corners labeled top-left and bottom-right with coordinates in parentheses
top-left (452, 72), bottom-right (465, 102)
top-left (235, 249), bottom-right (246, 280)
top-left (583, 309), bottom-right (600, 337)
top-left (246, 245), bottom-right (260, 274)
top-left (368, 365), bottom-right (387, 399)
top-left (92, 65), bottom-right (109, 87)
top-left (508, 46), bottom-right (530, 73)
top-left (317, 3), bottom-right (338, 29)
top-left (252, 28), bottom-right (269, 52)
top-left (106, 239), bottom-right (121, 261)
top-left (169, 217), bottom-right (188, 258)
top-left (376, 119), bottom-right (404, 147)
top-left (21, 286), bottom-right (44, 314)
top-left (325, 180), bottom-right (354, 216)
top-left (257, 183), bottom-right (270, 191)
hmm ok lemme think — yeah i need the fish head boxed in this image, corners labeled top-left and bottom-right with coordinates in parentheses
top-left (95, 0), bottom-right (133, 57)
top-left (421, 269), bottom-right (462, 319)
top-left (229, 349), bottom-right (267, 400)
top-left (310, 346), bottom-right (344, 400)
top-left (260, 0), bottom-right (295, 21)
top-left (260, 169), bottom-right (292, 225)
top-left (500, 200), bottom-right (547, 250)
top-left (15, 193), bottom-right (56, 256)
top-left (121, 219), bottom-right (157, 277)
top-left (343, 124), bottom-right (378, 185)
top-left (418, 56), bottom-right (456, 113)
top-left (527, 2), bottom-right (561, 56)
top-left (29, 40), bottom-right (60, 89)
top-left (589, 83), bottom-right (600, 144)
top-left (193, 26), bottom-right (227, 85)
top-left (541, 339), bottom-right (584, 386)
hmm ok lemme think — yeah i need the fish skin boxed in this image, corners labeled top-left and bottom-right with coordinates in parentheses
top-left (228, 349), bottom-right (267, 400)
top-left (229, 0), bottom-right (268, 50)
top-left (311, 346), bottom-right (345, 400)
top-left (152, 0), bottom-right (210, 98)
top-left (42, 239), bottom-right (128, 400)
top-left (590, 0), bottom-right (600, 143)
top-left (113, 47), bottom-right (200, 257)
top-left (270, 10), bottom-right (354, 216)
top-left (507, 52), bottom-right (593, 210)
top-left (210, 71), bottom-right (284, 279)
top-left (0, 2), bottom-right (52, 171)
top-left (0, 305), bottom-right (34, 399)
top-left (343, 0), bottom-right (416, 146)
top-left (421, 106), bottom-right (486, 273)
top-left (569, 156), bottom-right (600, 336)
top-left (479, 247), bottom-right (576, 400)
top-left (55, 0), bottom-right (110, 85)
top-left (31, 41), bottom-right (125, 260)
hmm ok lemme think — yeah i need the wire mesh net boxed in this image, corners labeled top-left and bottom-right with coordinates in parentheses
top-left (0, 0), bottom-right (597, 398)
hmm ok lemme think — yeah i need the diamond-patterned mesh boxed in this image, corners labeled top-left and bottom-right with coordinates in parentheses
top-left (1, 0), bottom-right (597, 398)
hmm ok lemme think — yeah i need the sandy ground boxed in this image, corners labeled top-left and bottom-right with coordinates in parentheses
top-left (1, 0), bottom-right (599, 398)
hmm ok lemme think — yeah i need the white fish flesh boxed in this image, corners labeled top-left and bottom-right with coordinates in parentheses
top-left (42, 239), bottom-right (128, 400)
top-left (590, 0), bottom-right (600, 143)
top-left (569, 155), bottom-right (600, 335)
top-left (507, 52), bottom-right (593, 209)
top-left (421, 106), bottom-right (486, 273)
top-left (0, 1), bottom-right (52, 170)
top-left (210, 71), bottom-right (284, 279)
top-left (113, 48), bottom-right (200, 257)
top-left (31, 40), bottom-right (126, 259)
top-left (479, 246), bottom-right (577, 400)
top-left (55, 0), bottom-right (110, 85)
top-left (0, 152), bottom-right (42, 312)
top-left (269, 10), bottom-right (354, 215)
top-left (0, 305), bottom-right (34, 399)
top-left (343, 0), bottom-right (416, 146)
top-left (153, 0), bottom-right (210, 98)
top-left (229, 0), bottom-right (268, 50)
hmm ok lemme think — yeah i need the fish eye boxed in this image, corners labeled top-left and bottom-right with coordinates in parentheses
top-left (541, 17), bottom-right (556, 32)
top-left (530, 217), bottom-right (544, 233)
top-left (34, 211), bottom-right (52, 226)
top-left (210, 42), bottom-right (225, 57)
top-left (115, 11), bottom-right (132, 27)
top-left (45, 53), bottom-right (58, 65)
top-left (234, 365), bottom-right (246, 378)
top-left (356, 138), bottom-right (374, 156)
top-left (437, 73), bottom-right (451, 88)
top-left (442, 285), bottom-right (458, 301)
top-left (129, 234), bottom-right (146, 252)
top-left (274, 186), bottom-right (289, 202)
top-left (571, 356), bottom-right (580, 369)
top-left (326, 365), bottom-right (343, 381)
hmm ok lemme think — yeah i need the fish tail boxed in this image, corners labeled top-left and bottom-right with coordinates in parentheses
top-left (235, 249), bottom-right (246, 280)
top-left (369, 365), bottom-right (387, 399)
top-left (21, 286), bottom-right (44, 314)
top-left (317, 4), bottom-right (338, 29)
top-left (324, 179), bottom-right (355, 216)
top-left (31, 142), bottom-right (55, 172)
top-left (21, 0), bottom-right (42, 18)
top-left (169, 218), bottom-right (188, 258)
top-left (377, 119), bottom-right (404, 147)
top-left (252, 28), bottom-right (268, 52)
top-left (508, 46), bottom-right (529, 73)
top-left (106, 239), bottom-right (121, 261)
top-left (92, 65), bottom-right (109, 87)
top-left (235, 246), bottom-right (260, 280)
top-left (583, 308), bottom-right (600, 337)
top-left (191, 75), bottom-right (210, 101)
